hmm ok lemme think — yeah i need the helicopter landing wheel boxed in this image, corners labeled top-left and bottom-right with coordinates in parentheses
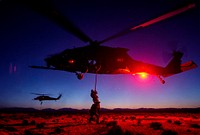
top-left (76, 73), bottom-right (84, 80)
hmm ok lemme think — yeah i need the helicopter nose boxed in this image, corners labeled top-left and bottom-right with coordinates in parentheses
top-left (44, 57), bottom-right (52, 67)
top-left (44, 58), bottom-right (51, 64)
top-left (33, 97), bottom-right (38, 100)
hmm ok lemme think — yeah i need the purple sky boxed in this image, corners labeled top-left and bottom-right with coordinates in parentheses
top-left (0, 0), bottom-right (200, 109)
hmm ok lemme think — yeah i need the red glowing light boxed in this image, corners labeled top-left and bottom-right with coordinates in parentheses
top-left (68, 59), bottom-right (74, 64)
top-left (133, 72), bottom-right (148, 79)
top-left (138, 72), bottom-right (148, 79)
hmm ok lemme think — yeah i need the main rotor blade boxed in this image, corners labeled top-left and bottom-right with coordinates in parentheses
top-left (100, 3), bottom-right (195, 44)
top-left (131, 3), bottom-right (195, 30)
top-left (19, 0), bottom-right (93, 43)
top-left (31, 93), bottom-right (50, 96)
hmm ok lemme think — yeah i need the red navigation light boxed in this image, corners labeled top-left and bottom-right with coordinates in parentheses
top-left (138, 72), bottom-right (148, 79)
top-left (68, 59), bottom-right (74, 64)
top-left (133, 72), bottom-right (148, 79)
top-left (132, 72), bottom-right (153, 85)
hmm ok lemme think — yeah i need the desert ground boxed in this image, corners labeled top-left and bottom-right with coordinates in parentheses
top-left (1, 110), bottom-right (200, 135)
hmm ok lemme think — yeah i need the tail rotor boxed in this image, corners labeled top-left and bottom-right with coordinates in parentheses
top-left (162, 40), bottom-right (187, 63)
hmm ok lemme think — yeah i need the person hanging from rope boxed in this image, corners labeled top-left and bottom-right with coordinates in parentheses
top-left (89, 89), bottom-right (100, 124)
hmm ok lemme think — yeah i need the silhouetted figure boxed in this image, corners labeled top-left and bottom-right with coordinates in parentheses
top-left (89, 89), bottom-right (100, 124)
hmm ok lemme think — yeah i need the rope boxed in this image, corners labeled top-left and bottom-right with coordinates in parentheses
top-left (94, 64), bottom-right (101, 91)
top-left (94, 73), bottom-right (98, 90)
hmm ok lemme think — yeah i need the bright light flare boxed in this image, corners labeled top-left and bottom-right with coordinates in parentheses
top-left (139, 72), bottom-right (148, 79)
top-left (133, 72), bottom-right (149, 80)
top-left (138, 72), bottom-right (148, 79)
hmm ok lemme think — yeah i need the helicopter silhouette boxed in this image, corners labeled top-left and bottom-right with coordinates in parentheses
top-left (32, 93), bottom-right (62, 105)
top-left (21, 0), bottom-right (197, 84)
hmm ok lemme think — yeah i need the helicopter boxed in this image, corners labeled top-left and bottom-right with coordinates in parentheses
top-left (22, 0), bottom-right (197, 84)
top-left (32, 93), bottom-right (62, 105)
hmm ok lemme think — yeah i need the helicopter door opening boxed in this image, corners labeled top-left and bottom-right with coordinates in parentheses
top-left (88, 60), bottom-right (97, 65)
top-left (88, 60), bottom-right (101, 73)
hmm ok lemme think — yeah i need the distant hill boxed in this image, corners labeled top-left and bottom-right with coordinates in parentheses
top-left (1, 107), bottom-right (200, 113)
top-left (111, 107), bottom-right (200, 113)
top-left (0, 107), bottom-right (38, 113)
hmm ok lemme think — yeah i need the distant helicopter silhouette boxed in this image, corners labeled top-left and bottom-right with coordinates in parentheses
top-left (32, 93), bottom-right (62, 105)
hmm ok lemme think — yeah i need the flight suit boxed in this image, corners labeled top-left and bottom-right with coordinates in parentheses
top-left (89, 89), bottom-right (100, 123)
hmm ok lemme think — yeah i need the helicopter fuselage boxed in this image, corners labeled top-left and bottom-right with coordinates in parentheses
top-left (34, 94), bottom-right (62, 101)
top-left (31, 44), bottom-right (197, 84)
top-left (44, 45), bottom-right (164, 75)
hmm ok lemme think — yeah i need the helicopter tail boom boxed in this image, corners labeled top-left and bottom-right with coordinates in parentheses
top-left (180, 61), bottom-right (197, 72)
top-left (162, 51), bottom-right (197, 77)
top-left (163, 60), bottom-right (197, 77)
top-left (56, 94), bottom-right (62, 100)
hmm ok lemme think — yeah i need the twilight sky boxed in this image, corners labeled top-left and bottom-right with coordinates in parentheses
top-left (0, 0), bottom-right (200, 109)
